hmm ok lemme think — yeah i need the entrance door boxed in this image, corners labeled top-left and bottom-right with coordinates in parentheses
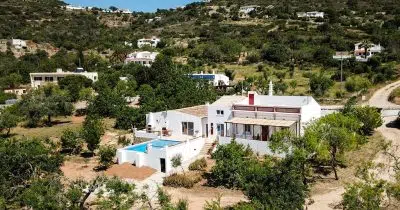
top-left (217, 124), bottom-right (224, 137)
top-left (160, 158), bottom-right (166, 173)
top-left (261, 126), bottom-right (269, 141)
top-left (206, 124), bottom-right (209, 138)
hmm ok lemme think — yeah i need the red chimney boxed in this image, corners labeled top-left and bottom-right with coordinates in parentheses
top-left (249, 93), bottom-right (254, 105)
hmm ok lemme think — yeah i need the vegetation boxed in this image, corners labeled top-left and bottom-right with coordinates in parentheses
top-left (163, 173), bottom-right (202, 189)
top-left (81, 115), bottom-right (104, 154)
top-left (98, 145), bottom-right (116, 169)
top-left (60, 129), bottom-right (82, 154)
top-left (188, 158), bottom-right (207, 171)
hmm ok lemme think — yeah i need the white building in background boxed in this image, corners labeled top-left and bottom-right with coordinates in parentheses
top-left (29, 68), bottom-right (98, 89)
top-left (297, 11), bottom-right (325, 18)
top-left (354, 42), bottom-right (384, 62)
top-left (136, 89), bottom-right (321, 155)
top-left (239, 5), bottom-right (260, 18)
top-left (125, 51), bottom-right (159, 67)
top-left (64, 5), bottom-right (85, 11)
top-left (4, 88), bottom-right (28, 97)
top-left (188, 72), bottom-right (230, 86)
top-left (9, 39), bottom-right (27, 49)
top-left (137, 37), bottom-right (161, 48)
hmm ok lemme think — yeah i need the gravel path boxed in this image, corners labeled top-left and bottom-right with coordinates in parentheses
top-left (368, 80), bottom-right (400, 108)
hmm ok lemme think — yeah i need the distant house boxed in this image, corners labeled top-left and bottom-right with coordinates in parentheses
top-left (30, 68), bottom-right (98, 89)
top-left (8, 39), bottom-right (27, 49)
top-left (297, 11), bottom-right (324, 18)
top-left (137, 37), bottom-right (161, 48)
top-left (239, 5), bottom-right (260, 18)
top-left (4, 88), bottom-right (28, 97)
top-left (188, 72), bottom-right (230, 86)
top-left (354, 42), bottom-right (384, 62)
top-left (125, 51), bottom-right (159, 67)
top-left (64, 5), bottom-right (85, 11)
top-left (124, 41), bottom-right (133, 47)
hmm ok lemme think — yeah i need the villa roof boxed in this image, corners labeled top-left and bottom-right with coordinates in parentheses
top-left (175, 105), bottom-right (208, 118)
top-left (212, 95), bottom-right (247, 106)
top-left (226, 117), bottom-right (296, 127)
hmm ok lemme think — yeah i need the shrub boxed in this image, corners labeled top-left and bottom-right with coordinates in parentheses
top-left (209, 140), bottom-right (255, 188)
top-left (60, 129), bottom-right (82, 154)
top-left (163, 173), bottom-right (201, 188)
top-left (117, 135), bottom-right (130, 146)
top-left (389, 87), bottom-right (400, 103)
top-left (352, 106), bottom-right (383, 135)
top-left (188, 158), bottom-right (207, 171)
top-left (345, 76), bottom-right (372, 93)
top-left (98, 145), bottom-right (116, 169)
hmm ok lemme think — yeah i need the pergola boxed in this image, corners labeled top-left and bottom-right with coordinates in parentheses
top-left (225, 117), bottom-right (297, 141)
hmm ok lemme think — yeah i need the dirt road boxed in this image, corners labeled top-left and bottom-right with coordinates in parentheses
top-left (368, 80), bottom-right (400, 108)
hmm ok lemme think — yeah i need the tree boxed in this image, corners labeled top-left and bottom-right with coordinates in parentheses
top-left (261, 43), bottom-right (290, 63)
top-left (18, 85), bottom-right (73, 127)
top-left (0, 108), bottom-right (19, 136)
top-left (81, 115), bottom-right (104, 154)
top-left (0, 138), bottom-right (63, 206)
top-left (171, 154), bottom-right (185, 175)
top-left (244, 157), bottom-right (307, 209)
top-left (98, 145), bottom-right (116, 169)
top-left (96, 177), bottom-right (138, 210)
top-left (58, 75), bottom-right (93, 102)
top-left (352, 106), bottom-right (383, 135)
top-left (309, 73), bottom-right (334, 97)
top-left (305, 113), bottom-right (362, 180)
top-left (60, 129), bottom-right (82, 154)
top-left (209, 140), bottom-right (255, 188)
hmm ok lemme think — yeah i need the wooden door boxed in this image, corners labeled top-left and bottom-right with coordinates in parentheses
top-left (261, 126), bottom-right (269, 141)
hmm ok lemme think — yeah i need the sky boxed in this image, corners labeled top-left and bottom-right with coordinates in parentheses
top-left (64, 0), bottom-right (199, 12)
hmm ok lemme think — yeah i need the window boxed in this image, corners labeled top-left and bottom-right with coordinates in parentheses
top-left (33, 77), bottom-right (42, 81)
top-left (216, 110), bottom-right (224, 116)
top-left (245, 124), bottom-right (251, 133)
top-left (182, 122), bottom-right (194, 136)
top-left (45, 77), bottom-right (54, 82)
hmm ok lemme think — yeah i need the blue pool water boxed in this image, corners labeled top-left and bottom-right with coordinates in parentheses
top-left (125, 139), bottom-right (181, 153)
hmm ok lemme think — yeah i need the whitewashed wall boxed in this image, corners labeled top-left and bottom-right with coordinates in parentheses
top-left (147, 111), bottom-right (204, 137)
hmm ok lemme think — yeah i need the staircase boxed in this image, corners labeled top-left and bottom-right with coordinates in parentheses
top-left (199, 142), bottom-right (214, 157)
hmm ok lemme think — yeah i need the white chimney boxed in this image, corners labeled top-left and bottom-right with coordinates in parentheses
top-left (56, 68), bottom-right (63, 73)
top-left (268, 81), bottom-right (273, 96)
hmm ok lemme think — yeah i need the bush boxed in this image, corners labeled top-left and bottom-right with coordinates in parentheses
top-left (98, 145), bottom-right (116, 169)
top-left (163, 173), bottom-right (201, 188)
top-left (389, 87), bottom-right (400, 102)
top-left (352, 106), bottom-right (383, 135)
top-left (60, 129), bottom-right (82, 154)
top-left (117, 135), bottom-right (131, 146)
top-left (345, 76), bottom-right (372, 93)
top-left (188, 158), bottom-right (207, 171)
top-left (209, 140), bottom-right (255, 188)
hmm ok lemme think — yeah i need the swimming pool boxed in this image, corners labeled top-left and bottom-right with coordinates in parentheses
top-left (125, 139), bottom-right (181, 153)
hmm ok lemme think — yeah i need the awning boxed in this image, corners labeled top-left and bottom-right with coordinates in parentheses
top-left (226, 118), bottom-right (296, 127)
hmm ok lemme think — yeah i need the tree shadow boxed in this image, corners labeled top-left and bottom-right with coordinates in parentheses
top-left (386, 120), bottom-right (400, 129)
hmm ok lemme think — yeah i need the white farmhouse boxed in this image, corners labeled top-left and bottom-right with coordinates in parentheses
top-left (64, 5), bottom-right (85, 11)
top-left (125, 51), bottom-right (159, 67)
top-left (188, 72), bottom-right (230, 86)
top-left (297, 11), bottom-right (325, 18)
top-left (209, 92), bottom-right (321, 155)
top-left (354, 42), bottom-right (384, 62)
top-left (136, 91), bottom-right (321, 156)
top-left (239, 5), bottom-right (260, 18)
top-left (9, 39), bottom-right (27, 49)
top-left (30, 68), bottom-right (98, 89)
top-left (137, 37), bottom-right (161, 48)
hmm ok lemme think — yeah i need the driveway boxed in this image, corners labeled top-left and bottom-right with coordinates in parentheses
top-left (368, 80), bottom-right (400, 108)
